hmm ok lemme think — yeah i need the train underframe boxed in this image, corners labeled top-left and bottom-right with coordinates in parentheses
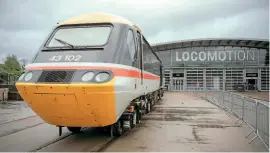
top-left (58, 88), bottom-right (164, 137)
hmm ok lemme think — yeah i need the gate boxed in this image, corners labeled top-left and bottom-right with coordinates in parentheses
top-left (171, 78), bottom-right (184, 91)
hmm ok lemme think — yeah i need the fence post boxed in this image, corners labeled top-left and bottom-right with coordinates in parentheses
top-left (237, 96), bottom-right (245, 126)
top-left (249, 100), bottom-right (258, 143)
top-left (220, 91), bottom-right (225, 110)
top-left (205, 88), bottom-right (207, 99)
top-left (222, 91), bottom-right (225, 106)
top-left (226, 93), bottom-right (233, 116)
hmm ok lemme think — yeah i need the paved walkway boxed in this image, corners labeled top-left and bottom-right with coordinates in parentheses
top-left (103, 92), bottom-right (268, 152)
top-left (236, 92), bottom-right (269, 102)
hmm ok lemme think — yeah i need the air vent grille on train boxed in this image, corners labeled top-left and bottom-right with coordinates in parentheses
top-left (37, 71), bottom-right (75, 83)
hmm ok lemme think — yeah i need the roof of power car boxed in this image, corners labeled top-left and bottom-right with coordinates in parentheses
top-left (59, 12), bottom-right (142, 32)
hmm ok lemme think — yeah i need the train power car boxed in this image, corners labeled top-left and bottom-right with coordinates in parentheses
top-left (15, 12), bottom-right (164, 137)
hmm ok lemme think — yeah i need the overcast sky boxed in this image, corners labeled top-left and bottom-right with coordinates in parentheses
top-left (0, 0), bottom-right (269, 63)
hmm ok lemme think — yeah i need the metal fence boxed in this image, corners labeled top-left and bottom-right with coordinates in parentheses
top-left (0, 68), bottom-right (20, 85)
top-left (194, 89), bottom-right (269, 150)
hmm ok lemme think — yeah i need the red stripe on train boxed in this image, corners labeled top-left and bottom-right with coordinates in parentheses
top-left (26, 66), bottom-right (160, 80)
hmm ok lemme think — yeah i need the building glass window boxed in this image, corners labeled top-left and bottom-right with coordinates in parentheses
top-left (259, 49), bottom-right (269, 66)
top-left (206, 68), bottom-right (223, 90)
top-left (261, 68), bottom-right (269, 91)
top-left (186, 68), bottom-right (204, 90)
top-left (245, 49), bottom-right (258, 66)
top-left (157, 50), bottom-right (171, 67)
top-left (225, 68), bottom-right (243, 90)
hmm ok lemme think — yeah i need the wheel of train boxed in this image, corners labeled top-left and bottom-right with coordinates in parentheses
top-left (113, 120), bottom-right (124, 136)
top-left (158, 92), bottom-right (161, 100)
top-left (150, 95), bottom-right (155, 108)
top-left (155, 92), bottom-right (159, 102)
top-left (145, 99), bottom-right (151, 114)
top-left (137, 109), bottom-right (141, 124)
top-left (130, 114), bottom-right (135, 129)
top-left (67, 127), bottom-right (81, 133)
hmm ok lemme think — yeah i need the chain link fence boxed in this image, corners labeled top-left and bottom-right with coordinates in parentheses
top-left (194, 89), bottom-right (269, 150)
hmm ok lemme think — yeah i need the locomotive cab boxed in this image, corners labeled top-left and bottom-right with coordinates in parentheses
top-left (15, 12), bottom-right (164, 136)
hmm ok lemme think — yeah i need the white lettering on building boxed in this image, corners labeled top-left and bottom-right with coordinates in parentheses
top-left (182, 52), bottom-right (189, 61)
top-left (175, 50), bottom-right (256, 62)
top-left (227, 50), bottom-right (233, 60)
top-left (199, 52), bottom-right (206, 61)
top-left (227, 50), bottom-right (233, 61)
top-left (218, 51), bottom-right (226, 61)
top-left (238, 50), bottom-right (245, 60)
top-left (247, 50), bottom-right (255, 60)
top-left (191, 51), bottom-right (198, 61)
top-left (208, 52), bottom-right (217, 61)
top-left (176, 52), bottom-right (182, 61)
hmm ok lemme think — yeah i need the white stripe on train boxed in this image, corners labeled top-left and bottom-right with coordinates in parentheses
top-left (26, 62), bottom-right (160, 78)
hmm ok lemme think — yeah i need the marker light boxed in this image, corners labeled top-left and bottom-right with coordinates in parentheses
top-left (81, 71), bottom-right (95, 82)
top-left (18, 73), bottom-right (25, 81)
top-left (95, 72), bottom-right (110, 82)
top-left (24, 72), bottom-right (33, 81)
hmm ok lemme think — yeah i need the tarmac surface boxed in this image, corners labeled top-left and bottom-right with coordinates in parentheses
top-left (102, 92), bottom-right (267, 152)
top-left (0, 92), bottom-right (268, 152)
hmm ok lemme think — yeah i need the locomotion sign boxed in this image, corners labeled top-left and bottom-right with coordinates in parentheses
top-left (176, 50), bottom-right (256, 62)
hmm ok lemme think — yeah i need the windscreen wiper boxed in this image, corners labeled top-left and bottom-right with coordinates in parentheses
top-left (54, 38), bottom-right (74, 48)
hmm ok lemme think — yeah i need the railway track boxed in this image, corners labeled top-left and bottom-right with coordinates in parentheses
top-left (30, 127), bottom-right (116, 152)
top-left (0, 115), bottom-right (45, 138)
top-left (28, 125), bottom-right (136, 152)
top-left (0, 115), bottom-right (38, 125)
top-left (30, 130), bottom-right (75, 152)
top-left (0, 115), bottom-right (128, 152)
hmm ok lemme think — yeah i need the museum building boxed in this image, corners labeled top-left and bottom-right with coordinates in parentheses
top-left (151, 38), bottom-right (269, 91)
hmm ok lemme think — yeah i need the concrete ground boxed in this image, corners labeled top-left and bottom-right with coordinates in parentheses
top-left (0, 101), bottom-right (36, 124)
top-left (0, 92), bottom-right (268, 152)
top-left (0, 102), bottom-right (110, 152)
top-left (102, 92), bottom-right (268, 152)
top-left (0, 123), bottom-right (70, 152)
top-left (235, 92), bottom-right (269, 102)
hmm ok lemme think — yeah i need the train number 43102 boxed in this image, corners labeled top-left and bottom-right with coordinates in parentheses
top-left (49, 55), bottom-right (82, 62)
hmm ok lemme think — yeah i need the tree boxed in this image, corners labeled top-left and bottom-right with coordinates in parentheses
top-left (4, 55), bottom-right (21, 71)
top-left (1, 54), bottom-right (23, 76)
top-left (0, 55), bottom-right (24, 85)
top-left (0, 64), bottom-right (5, 70)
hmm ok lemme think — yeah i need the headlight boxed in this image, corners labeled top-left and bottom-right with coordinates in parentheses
top-left (95, 72), bottom-right (111, 82)
top-left (81, 71), bottom-right (95, 82)
top-left (18, 73), bottom-right (25, 81)
top-left (24, 72), bottom-right (33, 81)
